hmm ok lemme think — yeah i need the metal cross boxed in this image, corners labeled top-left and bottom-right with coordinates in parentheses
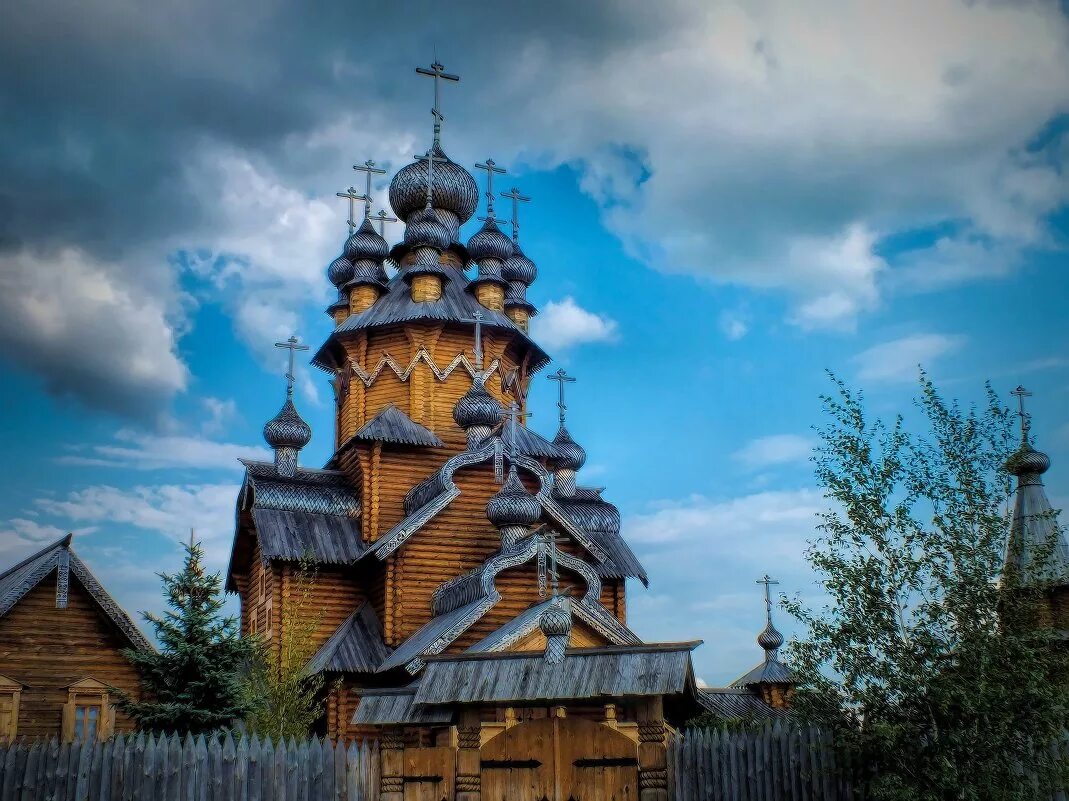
top-left (500, 187), bottom-right (531, 243)
top-left (547, 368), bottom-right (576, 427)
top-left (352, 160), bottom-right (386, 219)
top-left (757, 574), bottom-right (780, 624)
top-left (1011, 385), bottom-right (1033, 444)
top-left (471, 310), bottom-right (485, 371)
top-left (415, 60), bottom-right (460, 145)
top-left (503, 401), bottom-right (531, 456)
top-left (540, 530), bottom-right (562, 598)
top-left (475, 158), bottom-right (507, 220)
top-left (335, 187), bottom-right (367, 234)
top-left (374, 209), bottom-right (398, 238)
top-left (274, 335), bottom-right (310, 396)
top-left (415, 148), bottom-right (443, 210)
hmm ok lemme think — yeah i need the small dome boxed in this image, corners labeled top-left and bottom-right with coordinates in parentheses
top-left (349, 258), bottom-right (388, 288)
top-left (757, 622), bottom-right (784, 652)
top-left (403, 207), bottom-right (451, 250)
top-left (1006, 443), bottom-right (1051, 477)
top-left (344, 218), bottom-right (389, 262)
top-left (553, 425), bottom-right (587, 471)
top-left (453, 382), bottom-right (504, 430)
top-left (327, 256), bottom-right (355, 288)
top-left (540, 598), bottom-right (572, 638)
top-left (487, 467), bottom-right (542, 527)
top-left (389, 143), bottom-right (479, 224)
top-left (263, 398), bottom-right (312, 451)
top-left (467, 218), bottom-right (514, 262)
top-left (502, 244), bottom-right (537, 285)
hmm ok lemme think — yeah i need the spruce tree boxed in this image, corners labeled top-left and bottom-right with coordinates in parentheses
top-left (116, 536), bottom-right (255, 734)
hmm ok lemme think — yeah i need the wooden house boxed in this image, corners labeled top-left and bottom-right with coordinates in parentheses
top-left (0, 534), bottom-right (151, 741)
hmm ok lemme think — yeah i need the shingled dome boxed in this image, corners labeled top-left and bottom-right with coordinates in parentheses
top-left (345, 217), bottom-right (390, 262)
top-left (552, 425), bottom-right (587, 471)
top-left (467, 218), bottom-right (514, 262)
top-left (403, 206), bottom-right (452, 250)
top-left (502, 244), bottom-right (537, 285)
top-left (487, 467), bottom-right (541, 528)
top-left (389, 143), bottom-right (479, 225)
top-left (327, 255), bottom-right (355, 288)
top-left (454, 382), bottom-right (504, 430)
top-left (263, 398), bottom-right (312, 450)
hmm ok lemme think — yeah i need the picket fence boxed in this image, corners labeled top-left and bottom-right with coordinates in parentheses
top-left (0, 732), bottom-right (379, 801)
top-left (670, 724), bottom-right (858, 801)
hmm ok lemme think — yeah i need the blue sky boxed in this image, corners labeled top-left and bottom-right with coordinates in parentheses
top-left (1, 0), bottom-right (1067, 684)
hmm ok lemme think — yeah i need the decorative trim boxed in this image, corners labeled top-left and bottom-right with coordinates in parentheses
top-left (347, 349), bottom-right (502, 389)
top-left (56, 549), bottom-right (70, 609)
top-left (457, 726), bottom-right (481, 750)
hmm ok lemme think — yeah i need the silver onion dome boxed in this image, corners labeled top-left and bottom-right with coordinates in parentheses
top-left (344, 218), bottom-right (389, 262)
top-left (467, 218), bottom-right (514, 262)
top-left (453, 382), bottom-right (504, 430)
top-left (327, 256), bottom-right (355, 288)
top-left (502, 244), bottom-right (537, 285)
top-left (389, 143), bottom-right (479, 225)
top-left (552, 425), bottom-right (587, 471)
top-left (263, 398), bottom-right (312, 451)
top-left (540, 598), bottom-right (572, 638)
top-left (757, 621), bottom-right (784, 653)
top-left (487, 466), bottom-right (542, 527)
top-left (1006, 443), bottom-right (1051, 477)
top-left (404, 206), bottom-right (452, 251)
top-left (349, 258), bottom-right (389, 288)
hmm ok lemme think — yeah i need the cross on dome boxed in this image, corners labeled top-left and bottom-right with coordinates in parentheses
top-left (415, 148), bottom-right (444, 211)
top-left (274, 335), bottom-right (310, 397)
top-left (335, 186), bottom-right (367, 234)
top-left (1011, 385), bottom-right (1033, 444)
top-left (500, 186), bottom-right (531, 244)
top-left (415, 60), bottom-right (460, 146)
top-left (475, 158), bottom-right (507, 221)
top-left (352, 160), bottom-right (387, 219)
top-left (471, 310), bottom-right (485, 372)
top-left (373, 208), bottom-right (398, 237)
top-left (548, 368), bottom-right (576, 427)
top-left (757, 574), bottom-right (780, 625)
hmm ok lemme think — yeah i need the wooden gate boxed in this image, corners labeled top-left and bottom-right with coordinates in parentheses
top-left (403, 745), bottom-right (455, 801)
top-left (481, 717), bottom-right (638, 801)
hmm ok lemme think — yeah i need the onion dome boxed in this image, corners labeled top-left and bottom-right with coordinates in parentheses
top-left (552, 425), bottom-right (587, 471)
top-left (327, 256), bottom-right (355, 288)
top-left (453, 382), bottom-right (504, 430)
top-left (757, 621), bottom-right (784, 653)
top-left (486, 466), bottom-right (542, 527)
top-left (349, 259), bottom-right (389, 288)
top-left (467, 218), bottom-right (514, 262)
top-left (389, 143), bottom-right (479, 226)
top-left (540, 598), bottom-right (572, 638)
top-left (502, 244), bottom-right (537, 285)
top-left (504, 281), bottom-right (537, 314)
top-left (344, 218), bottom-right (389, 262)
top-left (1006, 443), bottom-right (1051, 477)
top-left (403, 206), bottom-right (451, 250)
top-left (263, 398), bottom-right (312, 451)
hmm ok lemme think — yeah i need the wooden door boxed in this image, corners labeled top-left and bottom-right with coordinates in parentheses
top-left (481, 716), bottom-right (638, 801)
top-left (402, 745), bottom-right (455, 801)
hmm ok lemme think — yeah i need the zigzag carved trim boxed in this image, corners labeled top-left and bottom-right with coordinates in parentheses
top-left (349, 349), bottom-right (502, 388)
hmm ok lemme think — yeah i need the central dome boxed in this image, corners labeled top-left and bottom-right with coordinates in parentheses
top-left (389, 143), bottom-right (479, 225)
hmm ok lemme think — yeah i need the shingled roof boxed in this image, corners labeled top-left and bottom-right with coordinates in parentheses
top-left (306, 601), bottom-right (392, 675)
top-left (351, 404), bottom-right (444, 448)
top-left (0, 534), bottom-right (151, 651)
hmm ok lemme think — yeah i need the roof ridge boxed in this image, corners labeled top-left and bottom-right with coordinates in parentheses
top-left (0, 533), bottom-right (70, 582)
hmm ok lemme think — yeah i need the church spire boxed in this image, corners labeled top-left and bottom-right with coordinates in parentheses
top-left (263, 336), bottom-right (312, 478)
top-left (467, 158), bottom-right (513, 313)
top-left (549, 369), bottom-right (585, 498)
top-left (500, 187), bottom-right (537, 331)
top-left (1004, 387), bottom-right (1069, 590)
top-left (756, 574), bottom-right (785, 661)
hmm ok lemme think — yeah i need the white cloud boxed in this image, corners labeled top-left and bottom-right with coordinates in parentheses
top-left (733, 434), bottom-right (814, 470)
top-left (854, 333), bottom-right (966, 383)
top-left (718, 309), bottom-right (749, 341)
top-left (35, 483), bottom-right (239, 568)
top-left (492, 0), bottom-right (1069, 328)
top-left (200, 397), bottom-right (238, 436)
top-left (530, 296), bottom-right (619, 351)
top-left (622, 488), bottom-right (825, 683)
top-left (0, 247), bottom-right (188, 419)
top-left (54, 429), bottom-right (268, 471)
top-left (0, 519), bottom-right (98, 561)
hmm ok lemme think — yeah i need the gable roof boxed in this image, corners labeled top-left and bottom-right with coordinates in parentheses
top-left (698, 688), bottom-right (785, 720)
top-left (0, 535), bottom-right (152, 651)
top-left (731, 657), bottom-right (795, 688)
top-left (351, 404), bottom-right (444, 448)
top-left (306, 602), bottom-right (392, 675)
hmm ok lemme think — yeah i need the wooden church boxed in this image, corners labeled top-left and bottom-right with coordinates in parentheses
top-left (223, 60), bottom-right (788, 799)
top-left (0, 534), bottom-right (150, 742)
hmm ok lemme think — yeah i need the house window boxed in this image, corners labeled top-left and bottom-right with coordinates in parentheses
top-left (62, 678), bottom-right (114, 742)
top-left (0, 676), bottom-right (20, 741)
top-left (74, 704), bottom-right (100, 742)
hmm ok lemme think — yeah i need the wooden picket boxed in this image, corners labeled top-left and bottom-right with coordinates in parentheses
top-left (0, 735), bottom-right (377, 801)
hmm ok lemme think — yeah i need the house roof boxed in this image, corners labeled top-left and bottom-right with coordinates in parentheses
top-left (412, 642), bottom-right (702, 705)
top-left (306, 602), bottom-right (392, 675)
top-left (0, 534), bottom-right (151, 651)
top-left (730, 657), bottom-right (795, 688)
top-left (351, 685), bottom-right (453, 726)
top-left (350, 405), bottom-right (444, 448)
top-left (697, 688), bottom-right (785, 720)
